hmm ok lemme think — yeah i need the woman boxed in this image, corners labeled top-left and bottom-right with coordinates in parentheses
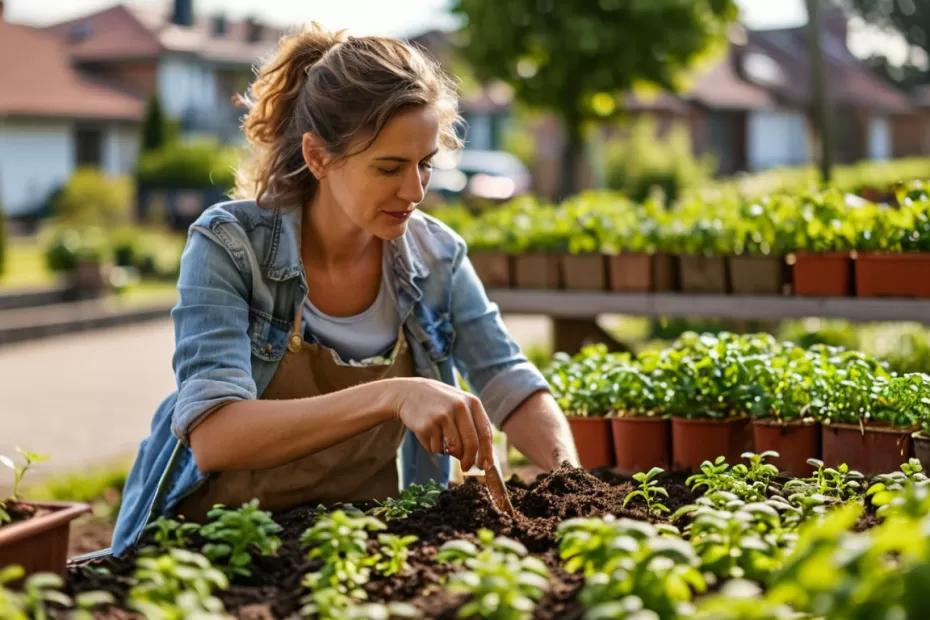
top-left (111, 23), bottom-right (578, 556)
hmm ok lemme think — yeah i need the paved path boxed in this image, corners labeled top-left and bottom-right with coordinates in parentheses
top-left (0, 315), bottom-right (551, 494)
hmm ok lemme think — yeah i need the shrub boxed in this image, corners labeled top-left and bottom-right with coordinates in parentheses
top-left (136, 140), bottom-right (238, 190)
top-left (52, 168), bottom-right (134, 228)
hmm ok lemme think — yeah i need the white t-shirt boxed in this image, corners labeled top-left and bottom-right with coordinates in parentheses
top-left (301, 253), bottom-right (401, 364)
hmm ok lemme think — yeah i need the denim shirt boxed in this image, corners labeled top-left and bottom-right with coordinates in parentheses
top-left (110, 199), bottom-right (548, 556)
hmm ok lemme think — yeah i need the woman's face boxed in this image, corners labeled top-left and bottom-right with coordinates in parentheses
top-left (306, 105), bottom-right (440, 240)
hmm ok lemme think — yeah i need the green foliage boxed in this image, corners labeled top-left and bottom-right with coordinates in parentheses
top-left (604, 116), bottom-right (715, 203)
top-left (127, 548), bottom-right (229, 619)
top-left (782, 459), bottom-right (865, 503)
top-left (374, 533), bottom-right (418, 577)
top-left (557, 517), bottom-right (703, 620)
top-left (300, 509), bottom-right (386, 596)
top-left (141, 93), bottom-right (174, 153)
top-left (136, 140), bottom-right (238, 190)
top-left (143, 516), bottom-right (201, 553)
top-left (0, 566), bottom-right (115, 620)
top-left (43, 227), bottom-right (108, 271)
top-left (0, 447), bottom-right (48, 501)
top-left (437, 528), bottom-right (550, 620)
top-left (52, 168), bottom-right (134, 228)
top-left (370, 480), bottom-right (443, 520)
top-left (622, 467), bottom-right (671, 516)
top-left (199, 499), bottom-right (282, 579)
top-left (451, 0), bottom-right (737, 194)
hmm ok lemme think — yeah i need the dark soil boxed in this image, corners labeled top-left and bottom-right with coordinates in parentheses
top-left (62, 464), bottom-right (880, 619)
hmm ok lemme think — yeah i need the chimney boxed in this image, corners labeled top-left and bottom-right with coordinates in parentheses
top-left (172, 0), bottom-right (193, 27)
top-left (211, 12), bottom-right (227, 37)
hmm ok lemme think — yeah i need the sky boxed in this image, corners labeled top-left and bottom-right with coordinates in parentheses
top-left (6, 0), bottom-right (808, 36)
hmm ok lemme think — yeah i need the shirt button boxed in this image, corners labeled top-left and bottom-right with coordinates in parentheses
top-left (263, 344), bottom-right (272, 353)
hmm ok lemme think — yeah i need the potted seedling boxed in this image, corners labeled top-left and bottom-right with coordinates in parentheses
top-left (751, 343), bottom-right (823, 476)
top-left (908, 374), bottom-right (930, 471)
top-left (788, 190), bottom-right (856, 297)
top-left (606, 197), bottom-right (678, 293)
top-left (855, 182), bottom-right (930, 298)
top-left (559, 197), bottom-right (610, 291)
top-left (461, 207), bottom-right (515, 289)
top-left (727, 197), bottom-right (789, 295)
top-left (0, 448), bottom-right (90, 579)
top-left (504, 199), bottom-right (564, 290)
top-left (544, 346), bottom-right (617, 469)
top-left (606, 353), bottom-right (672, 474)
top-left (818, 352), bottom-right (918, 476)
top-left (662, 333), bottom-right (759, 470)
top-left (672, 208), bottom-right (732, 294)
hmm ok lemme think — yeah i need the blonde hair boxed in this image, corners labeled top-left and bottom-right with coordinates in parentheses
top-left (234, 23), bottom-right (464, 209)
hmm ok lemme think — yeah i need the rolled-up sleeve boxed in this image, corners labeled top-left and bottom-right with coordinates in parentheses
top-left (170, 227), bottom-right (257, 446)
top-left (449, 244), bottom-right (550, 428)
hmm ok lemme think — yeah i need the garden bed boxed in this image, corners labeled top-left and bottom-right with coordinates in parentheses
top-left (66, 465), bottom-right (698, 619)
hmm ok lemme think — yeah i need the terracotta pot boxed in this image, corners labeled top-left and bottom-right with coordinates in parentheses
top-left (568, 417), bottom-right (615, 470)
top-left (607, 252), bottom-right (651, 292)
top-left (678, 255), bottom-right (728, 294)
top-left (513, 253), bottom-right (561, 289)
top-left (562, 254), bottom-right (607, 291)
top-left (610, 416), bottom-right (671, 475)
top-left (856, 252), bottom-right (930, 298)
top-left (469, 252), bottom-right (512, 288)
top-left (0, 501), bottom-right (90, 581)
top-left (913, 431), bottom-right (930, 472)
top-left (728, 255), bottom-right (786, 295)
top-left (671, 417), bottom-right (752, 472)
top-left (792, 252), bottom-right (853, 297)
top-left (751, 419), bottom-right (821, 476)
top-left (821, 423), bottom-right (914, 476)
top-left (653, 253), bottom-right (679, 292)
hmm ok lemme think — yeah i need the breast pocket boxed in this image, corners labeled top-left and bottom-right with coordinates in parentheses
top-left (249, 310), bottom-right (291, 361)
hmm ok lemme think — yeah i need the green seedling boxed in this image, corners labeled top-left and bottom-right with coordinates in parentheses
top-left (300, 509), bottom-right (386, 597)
top-left (622, 467), bottom-right (671, 516)
top-left (143, 515), bottom-right (201, 553)
top-left (374, 533), bottom-right (418, 577)
top-left (200, 499), bottom-right (282, 579)
top-left (370, 480), bottom-right (443, 521)
top-left (127, 548), bottom-right (229, 619)
top-left (437, 529), bottom-right (549, 620)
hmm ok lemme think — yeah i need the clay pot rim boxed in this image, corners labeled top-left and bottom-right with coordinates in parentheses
top-left (752, 417), bottom-right (818, 428)
top-left (823, 421), bottom-right (918, 435)
top-left (790, 251), bottom-right (854, 259)
top-left (0, 501), bottom-right (90, 545)
top-left (610, 415), bottom-right (670, 424)
top-left (566, 415), bottom-right (611, 423)
top-left (670, 416), bottom-right (749, 426)
top-left (856, 251), bottom-right (930, 260)
top-left (911, 430), bottom-right (930, 440)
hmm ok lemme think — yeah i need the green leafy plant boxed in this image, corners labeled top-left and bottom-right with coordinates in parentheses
top-left (370, 480), bottom-right (443, 521)
top-left (300, 509), bottom-right (386, 597)
top-left (437, 529), bottom-right (550, 620)
top-left (143, 515), bottom-right (201, 553)
top-left (1, 447), bottom-right (49, 525)
top-left (374, 533), bottom-right (418, 577)
top-left (199, 499), bottom-right (282, 579)
top-left (622, 467), bottom-right (671, 516)
top-left (127, 548), bottom-right (229, 619)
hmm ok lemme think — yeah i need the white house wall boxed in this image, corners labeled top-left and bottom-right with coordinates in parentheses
top-left (0, 119), bottom-right (73, 216)
top-left (867, 115), bottom-right (891, 161)
top-left (103, 124), bottom-right (140, 175)
top-left (747, 110), bottom-right (809, 171)
top-left (157, 55), bottom-right (218, 119)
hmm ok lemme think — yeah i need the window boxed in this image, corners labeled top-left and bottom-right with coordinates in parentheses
top-left (75, 127), bottom-right (103, 167)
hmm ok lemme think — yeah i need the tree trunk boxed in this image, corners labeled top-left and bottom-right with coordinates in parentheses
top-left (559, 113), bottom-right (584, 199)
top-left (806, 0), bottom-right (833, 184)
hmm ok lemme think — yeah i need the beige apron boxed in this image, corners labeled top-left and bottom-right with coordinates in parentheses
top-left (176, 302), bottom-right (411, 521)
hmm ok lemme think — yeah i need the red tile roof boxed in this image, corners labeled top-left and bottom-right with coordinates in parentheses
top-left (0, 20), bottom-right (144, 120)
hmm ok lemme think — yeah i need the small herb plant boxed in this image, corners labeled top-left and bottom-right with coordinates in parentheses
top-left (375, 533), bottom-right (418, 577)
top-left (0, 447), bottom-right (49, 524)
top-left (437, 528), bottom-right (550, 620)
top-left (300, 509), bottom-right (386, 596)
top-left (370, 480), bottom-right (443, 521)
top-left (0, 567), bottom-right (112, 620)
top-left (622, 467), bottom-right (671, 516)
top-left (127, 548), bottom-right (229, 619)
top-left (199, 499), bottom-right (283, 579)
top-left (143, 515), bottom-right (201, 553)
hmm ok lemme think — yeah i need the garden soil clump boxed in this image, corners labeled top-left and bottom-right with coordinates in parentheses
top-left (66, 466), bottom-right (693, 619)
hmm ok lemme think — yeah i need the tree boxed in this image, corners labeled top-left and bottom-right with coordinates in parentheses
top-left (838, 0), bottom-right (930, 89)
top-left (141, 93), bottom-right (168, 153)
top-left (450, 0), bottom-right (738, 197)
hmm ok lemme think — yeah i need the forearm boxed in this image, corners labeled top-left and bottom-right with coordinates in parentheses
top-left (190, 379), bottom-right (397, 472)
top-left (502, 390), bottom-right (579, 470)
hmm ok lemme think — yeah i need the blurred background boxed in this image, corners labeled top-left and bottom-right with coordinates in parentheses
top-left (2, 0), bottom-right (930, 550)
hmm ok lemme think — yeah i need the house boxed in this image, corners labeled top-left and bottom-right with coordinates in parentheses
top-left (0, 1), bottom-right (145, 217)
top-left (687, 13), bottom-right (913, 175)
top-left (43, 0), bottom-right (283, 142)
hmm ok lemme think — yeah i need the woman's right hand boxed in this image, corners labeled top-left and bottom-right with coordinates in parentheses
top-left (386, 377), bottom-right (494, 472)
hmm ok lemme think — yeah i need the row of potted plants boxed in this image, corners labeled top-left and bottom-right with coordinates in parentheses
top-left (543, 333), bottom-right (930, 476)
top-left (440, 180), bottom-right (930, 297)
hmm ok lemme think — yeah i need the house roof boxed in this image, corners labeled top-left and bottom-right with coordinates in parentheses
top-left (0, 20), bottom-right (144, 121)
top-left (44, 4), bottom-right (282, 66)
